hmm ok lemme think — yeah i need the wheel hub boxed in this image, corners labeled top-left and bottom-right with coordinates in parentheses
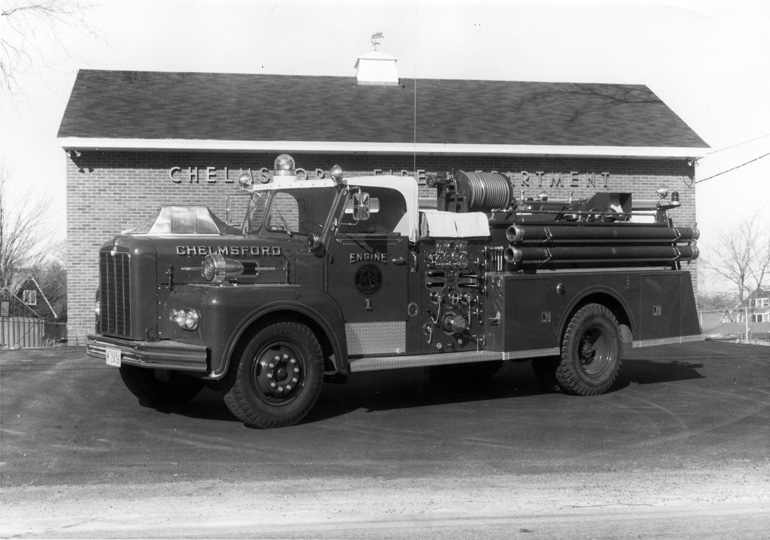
top-left (578, 328), bottom-right (609, 375)
top-left (255, 346), bottom-right (302, 399)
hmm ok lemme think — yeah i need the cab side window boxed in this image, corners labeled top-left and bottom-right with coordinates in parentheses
top-left (339, 187), bottom-right (408, 236)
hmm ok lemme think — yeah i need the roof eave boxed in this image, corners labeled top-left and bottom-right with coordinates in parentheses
top-left (59, 138), bottom-right (708, 159)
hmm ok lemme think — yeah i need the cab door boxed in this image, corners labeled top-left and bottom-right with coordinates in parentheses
top-left (326, 187), bottom-right (411, 356)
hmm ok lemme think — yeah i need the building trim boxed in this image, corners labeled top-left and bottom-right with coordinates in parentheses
top-left (59, 137), bottom-right (705, 159)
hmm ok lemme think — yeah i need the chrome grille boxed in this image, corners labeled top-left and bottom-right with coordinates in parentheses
top-left (100, 251), bottom-right (131, 336)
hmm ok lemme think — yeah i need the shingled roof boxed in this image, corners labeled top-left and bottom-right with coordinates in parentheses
top-left (58, 70), bottom-right (709, 157)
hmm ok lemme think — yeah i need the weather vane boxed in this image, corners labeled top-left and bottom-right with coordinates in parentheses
top-left (371, 32), bottom-right (383, 51)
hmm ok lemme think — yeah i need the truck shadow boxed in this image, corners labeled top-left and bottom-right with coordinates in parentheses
top-left (616, 358), bottom-right (704, 386)
top-left (168, 357), bottom-right (704, 425)
top-left (306, 358), bottom-right (704, 423)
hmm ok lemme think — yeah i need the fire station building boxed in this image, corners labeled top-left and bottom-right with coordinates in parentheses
top-left (58, 52), bottom-right (709, 344)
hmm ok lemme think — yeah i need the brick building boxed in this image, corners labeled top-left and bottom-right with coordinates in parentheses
top-left (58, 53), bottom-right (709, 343)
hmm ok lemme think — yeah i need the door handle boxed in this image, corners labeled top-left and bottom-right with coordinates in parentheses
top-left (392, 257), bottom-right (406, 265)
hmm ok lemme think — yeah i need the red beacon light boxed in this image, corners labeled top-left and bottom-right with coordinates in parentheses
top-left (274, 154), bottom-right (296, 177)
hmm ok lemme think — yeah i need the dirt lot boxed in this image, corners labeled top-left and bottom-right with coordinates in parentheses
top-left (1, 341), bottom-right (769, 538)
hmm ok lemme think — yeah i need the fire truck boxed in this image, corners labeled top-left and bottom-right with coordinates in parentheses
top-left (87, 154), bottom-right (702, 428)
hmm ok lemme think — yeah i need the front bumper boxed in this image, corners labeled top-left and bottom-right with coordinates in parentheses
top-left (87, 334), bottom-right (209, 372)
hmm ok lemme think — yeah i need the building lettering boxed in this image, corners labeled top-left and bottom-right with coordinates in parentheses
top-left (168, 166), bottom-right (611, 189)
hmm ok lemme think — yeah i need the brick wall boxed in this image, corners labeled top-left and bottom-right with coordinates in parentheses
top-left (66, 150), bottom-right (697, 344)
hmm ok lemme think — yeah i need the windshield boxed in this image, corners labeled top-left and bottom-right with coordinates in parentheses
top-left (243, 187), bottom-right (339, 237)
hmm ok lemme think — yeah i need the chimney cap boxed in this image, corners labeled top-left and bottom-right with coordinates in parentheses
top-left (354, 50), bottom-right (398, 68)
top-left (355, 51), bottom-right (399, 86)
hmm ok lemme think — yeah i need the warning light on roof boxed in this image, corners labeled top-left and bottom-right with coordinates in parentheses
top-left (274, 154), bottom-right (296, 177)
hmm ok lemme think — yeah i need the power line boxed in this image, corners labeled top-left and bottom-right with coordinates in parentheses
top-left (703, 132), bottom-right (770, 158)
top-left (695, 151), bottom-right (770, 184)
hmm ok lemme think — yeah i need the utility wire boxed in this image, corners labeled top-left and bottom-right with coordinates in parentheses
top-left (703, 132), bottom-right (770, 157)
top-left (695, 151), bottom-right (770, 184)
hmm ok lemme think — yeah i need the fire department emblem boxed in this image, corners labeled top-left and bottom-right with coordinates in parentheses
top-left (355, 264), bottom-right (382, 296)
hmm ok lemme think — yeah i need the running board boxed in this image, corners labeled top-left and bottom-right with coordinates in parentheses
top-left (632, 334), bottom-right (704, 348)
top-left (348, 347), bottom-right (559, 373)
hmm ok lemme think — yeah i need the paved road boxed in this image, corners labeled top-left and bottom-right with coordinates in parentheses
top-left (1, 341), bottom-right (769, 538)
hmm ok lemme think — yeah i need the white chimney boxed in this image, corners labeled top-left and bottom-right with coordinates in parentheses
top-left (355, 51), bottom-right (399, 86)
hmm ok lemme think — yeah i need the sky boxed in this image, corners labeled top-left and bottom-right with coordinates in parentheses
top-left (1, 0), bottom-right (769, 293)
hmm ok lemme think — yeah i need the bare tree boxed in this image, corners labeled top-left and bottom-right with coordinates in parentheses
top-left (702, 213), bottom-right (769, 301)
top-left (0, 158), bottom-right (50, 289)
top-left (1, 0), bottom-right (94, 97)
top-left (749, 225), bottom-right (770, 290)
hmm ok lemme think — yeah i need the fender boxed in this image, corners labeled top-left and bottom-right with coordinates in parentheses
top-left (555, 281), bottom-right (638, 346)
top-left (174, 284), bottom-right (349, 378)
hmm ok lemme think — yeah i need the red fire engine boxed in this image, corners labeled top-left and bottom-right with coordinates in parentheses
top-left (88, 154), bottom-right (702, 428)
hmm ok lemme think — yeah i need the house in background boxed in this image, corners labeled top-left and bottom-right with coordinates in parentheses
top-left (738, 287), bottom-right (770, 323)
top-left (701, 287), bottom-right (770, 341)
top-left (13, 276), bottom-right (58, 322)
top-left (0, 287), bottom-right (46, 348)
top-left (0, 277), bottom-right (64, 348)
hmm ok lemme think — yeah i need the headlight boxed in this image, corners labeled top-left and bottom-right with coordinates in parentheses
top-left (169, 308), bottom-right (200, 331)
top-left (95, 299), bottom-right (101, 317)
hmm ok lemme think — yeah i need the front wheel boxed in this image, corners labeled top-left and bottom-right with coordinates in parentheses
top-left (221, 319), bottom-right (324, 429)
top-left (555, 304), bottom-right (623, 396)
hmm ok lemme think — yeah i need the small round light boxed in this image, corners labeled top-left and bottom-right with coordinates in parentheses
top-left (274, 154), bottom-right (296, 176)
top-left (238, 171), bottom-right (253, 188)
top-left (201, 253), bottom-right (244, 284)
top-left (201, 256), bottom-right (217, 282)
top-left (94, 299), bottom-right (101, 317)
top-left (330, 164), bottom-right (344, 184)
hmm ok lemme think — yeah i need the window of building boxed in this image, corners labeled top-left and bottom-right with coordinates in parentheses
top-left (22, 290), bottom-right (37, 306)
top-left (751, 313), bottom-right (770, 323)
top-left (1, 301), bottom-right (9, 317)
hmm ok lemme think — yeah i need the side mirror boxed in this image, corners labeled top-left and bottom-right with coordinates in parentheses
top-left (353, 192), bottom-right (370, 221)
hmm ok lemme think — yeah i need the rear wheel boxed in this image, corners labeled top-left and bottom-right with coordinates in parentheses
top-left (555, 304), bottom-right (622, 396)
top-left (222, 319), bottom-right (324, 429)
top-left (119, 365), bottom-right (204, 407)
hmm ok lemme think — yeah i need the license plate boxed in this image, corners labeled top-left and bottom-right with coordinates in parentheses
top-left (106, 347), bottom-right (122, 367)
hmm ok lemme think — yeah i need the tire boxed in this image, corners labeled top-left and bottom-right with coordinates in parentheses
top-left (119, 365), bottom-right (204, 408)
top-left (531, 356), bottom-right (562, 392)
top-left (221, 319), bottom-right (324, 429)
top-left (555, 304), bottom-right (623, 396)
top-left (428, 360), bottom-right (503, 384)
